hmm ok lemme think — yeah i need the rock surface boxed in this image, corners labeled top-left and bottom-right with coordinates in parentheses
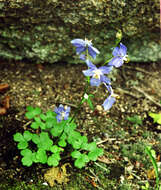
top-left (0, 0), bottom-right (160, 63)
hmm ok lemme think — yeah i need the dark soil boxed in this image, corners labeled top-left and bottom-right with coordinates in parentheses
top-left (0, 60), bottom-right (161, 190)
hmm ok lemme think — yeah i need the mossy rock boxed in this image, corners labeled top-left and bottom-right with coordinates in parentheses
top-left (0, 0), bottom-right (160, 63)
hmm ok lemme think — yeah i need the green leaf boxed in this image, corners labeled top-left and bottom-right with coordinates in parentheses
top-left (148, 112), bottom-right (161, 124)
top-left (13, 133), bottom-right (24, 142)
top-left (40, 113), bottom-right (47, 121)
top-left (74, 154), bottom-right (89, 169)
top-left (50, 145), bottom-right (62, 153)
top-left (67, 131), bottom-right (81, 144)
top-left (23, 131), bottom-right (32, 141)
top-left (32, 134), bottom-right (40, 144)
top-left (31, 122), bottom-right (39, 129)
top-left (26, 106), bottom-right (34, 112)
top-left (25, 112), bottom-right (34, 119)
top-left (17, 140), bottom-right (28, 149)
top-left (50, 125), bottom-right (64, 137)
top-left (47, 154), bottom-right (60, 166)
top-left (36, 149), bottom-right (47, 164)
top-left (88, 148), bottom-right (104, 161)
top-left (126, 115), bottom-right (142, 125)
top-left (37, 132), bottom-right (53, 150)
top-left (46, 117), bottom-right (55, 128)
top-left (58, 140), bottom-right (67, 147)
top-left (22, 156), bottom-right (33, 166)
top-left (87, 142), bottom-right (97, 151)
top-left (39, 122), bottom-right (46, 130)
top-left (46, 110), bottom-right (55, 118)
top-left (71, 151), bottom-right (81, 158)
top-left (33, 107), bottom-right (41, 116)
top-left (20, 149), bottom-right (32, 156)
top-left (34, 117), bottom-right (41, 123)
top-left (25, 107), bottom-right (41, 119)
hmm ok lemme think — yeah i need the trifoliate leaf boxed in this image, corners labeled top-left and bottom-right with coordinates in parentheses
top-left (23, 131), bottom-right (32, 141)
top-left (34, 117), bottom-right (41, 123)
top-left (25, 111), bottom-right (34, 119)
top-left (74, 154), bottom-right (89, 169)
top-left (71, 151), bottom-right (81, 158)
top-left (39, 122), bottom-right (46, 130)
top-left (13, 133), bottom-right (24, 142)
top-left (31, 122), bottom-right (39, 129)
top-left (148, 112), bottom-right (161, 124)
top-left (88, 148), bottom-right (104, 161)
top-left (17, 140), bottom-right (28, 149)
top-left (50, 126), bottom-right (63, 137)
top-left (20, 149), bottom-right (32, 156)
top-left (22, 156), bottom-right (33, 166)
top-left (36, 149), bottom-right (47, 164)
top-left (47, 155), bottom-right (59, 166)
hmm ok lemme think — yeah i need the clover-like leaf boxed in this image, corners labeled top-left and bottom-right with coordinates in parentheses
top-left (20, 149), bottom-right (33, 166)
top-left (47, 153), bottom-right (60, 166)
top-left (32, 134), bottom-right (40, 144)
top-left (17, 140), bottom-right (28, 149)
top-left (35, 149), bottom-right (47, 164)
top-left (23, 131), bottom-right (32, 141)
top-left (50, 145), bottom-right (63, 153)
top-left (74, 154), bottom-right (89, 169)
top-left (13, 133), bottom-right (24, 142)
top-left (37, 132), bottom-right (53, 150)
top-left (31, 121), bottom-right (39, 129)
top-left (25, 106), bottom-right (41, 119)
top-left (88, 147), bottom-right (104, 161)
top-left (58, 140), bottom-right (67, 147)
top-left (71, 151), bottom-right (81, 159)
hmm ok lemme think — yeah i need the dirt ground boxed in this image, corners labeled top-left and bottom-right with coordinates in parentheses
top-left (0, 60), bottom-right (161, 190)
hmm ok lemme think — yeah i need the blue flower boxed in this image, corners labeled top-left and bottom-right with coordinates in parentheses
top-left (71, 38), bottom-right (100, 59)
top-left (102, 95), bottom-right (116, 111)
top-left (102, 84), bottom-right (116, 110)
top-left (108, 43), bottom-right (128, 68)
top-left (82, 60), bottom-right (112, 86)
top-left (54, 104), bottom-right (70, 122)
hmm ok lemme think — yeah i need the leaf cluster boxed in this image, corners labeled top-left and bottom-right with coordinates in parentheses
top-left (13, 106), bottom-right (103, 168)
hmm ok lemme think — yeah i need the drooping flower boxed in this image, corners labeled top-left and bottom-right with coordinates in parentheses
top-left (102, 95), bottom-right (116, 111)
top-left (71, 38), bottom-right (100, 59)
top-left (82, 60), bottom-right (112, 86)
top-left (108, 43), bottom-right (128, 68)
top-left (54, 104), bottom-right (70, 122)
top-left (102, 84), bottom-right (116, 110)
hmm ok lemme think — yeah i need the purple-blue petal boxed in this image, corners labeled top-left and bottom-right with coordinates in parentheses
top-left (102, 96), bottom-right (116, 111)
top-left (76, 47), bottom-right (86, 54)
top-left (100, 75), bottom-right (111, 84)
top-left (108, 57), bottom-right (123, 68)
top-left (119, 43), bottom-right (127, 56)
top-left (82, 69), bottom-right (94, 77)
top-left (112, 47), bottom-right (120, 57)
top-left (85, 60), bottom-right (97, 69)
top-left (88, 45), bottom-right (100, 59)
top-left (90, 78), bottom-right (101, 86)
top-left (79, 54), bottom-right (86, 61)
top-left (71, 39), bottom-right (86, 47)
top-left (99, 66), bottom-right (113, 74)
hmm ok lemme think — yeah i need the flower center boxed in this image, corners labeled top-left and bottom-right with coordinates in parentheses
top-left (122, 55), bottom-right (128, 61)
top-left (93, 69), bottom-right (102, 79)
top-left (84, 38), bottom-right (92, 46)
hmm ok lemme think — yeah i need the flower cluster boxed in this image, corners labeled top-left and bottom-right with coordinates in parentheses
top-left (71, 38), bottom-right (128, 111)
